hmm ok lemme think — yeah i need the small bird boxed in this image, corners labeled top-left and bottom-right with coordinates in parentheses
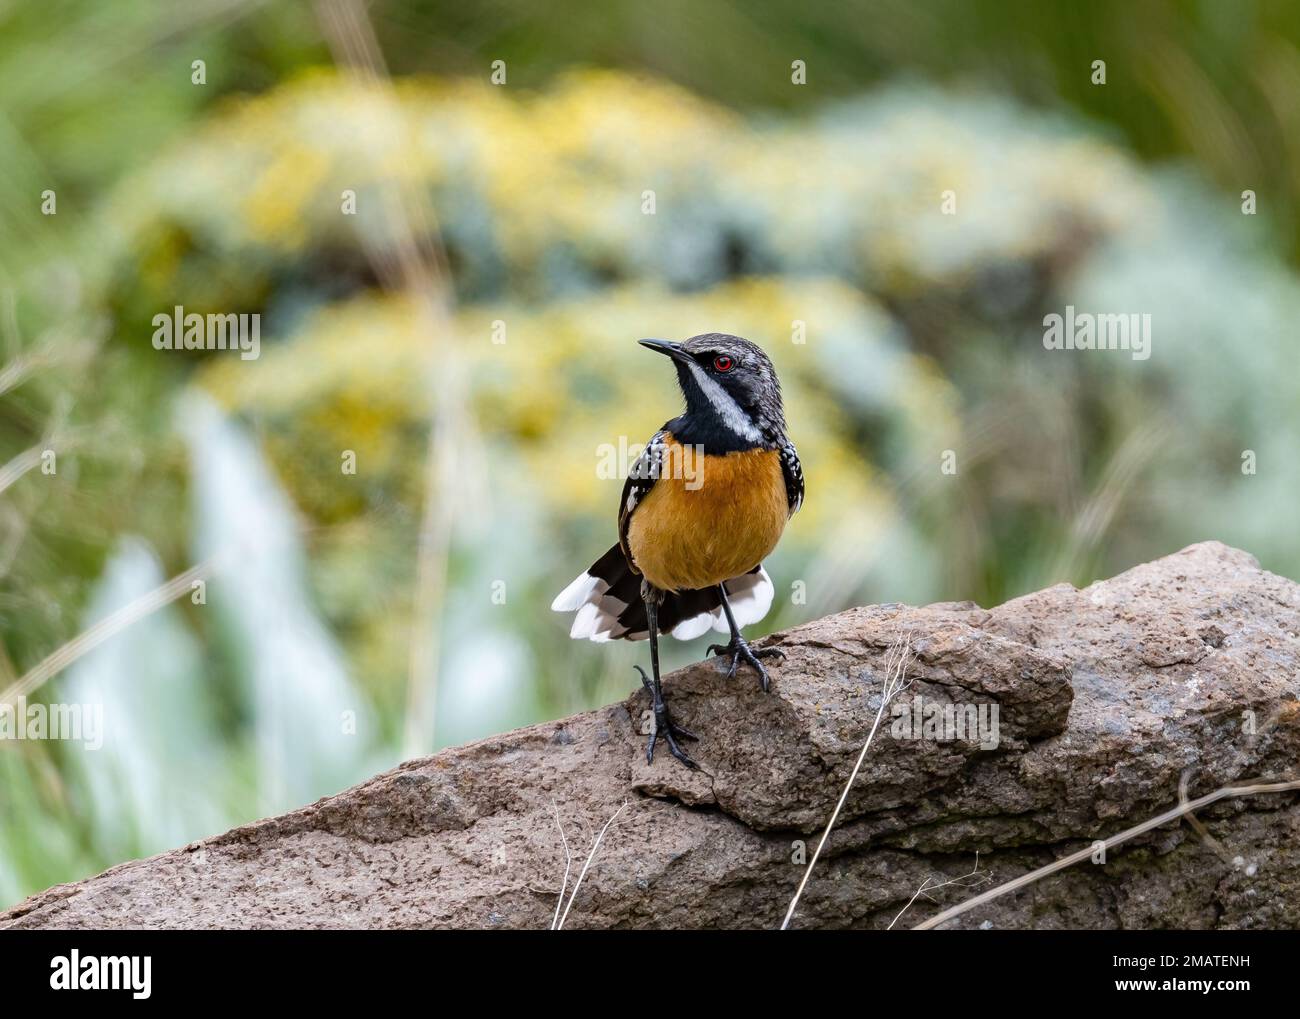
top-left (552, 333), bottom-right (804, 768)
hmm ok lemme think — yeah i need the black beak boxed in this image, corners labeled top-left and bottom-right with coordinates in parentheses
top-left (638, 338), bottom-right (691, 364)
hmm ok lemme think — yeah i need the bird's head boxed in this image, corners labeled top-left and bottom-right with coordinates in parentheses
top-left (638, 333), bottom-right (785, 446)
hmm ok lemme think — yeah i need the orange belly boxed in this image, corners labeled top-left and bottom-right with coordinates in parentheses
top-left (627, 442), bottom-right (788, 592)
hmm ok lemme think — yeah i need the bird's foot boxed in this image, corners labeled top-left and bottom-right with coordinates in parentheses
top-left (706, 637), bottom-right (784, 692)
top-left (635, 666), bottom-right (699, 769)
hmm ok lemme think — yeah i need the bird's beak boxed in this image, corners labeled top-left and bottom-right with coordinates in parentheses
top-left (638, 338), bottom-right (691, 364)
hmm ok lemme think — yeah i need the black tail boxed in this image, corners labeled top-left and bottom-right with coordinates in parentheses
top-left (551, 544), bottom-right (773, 642)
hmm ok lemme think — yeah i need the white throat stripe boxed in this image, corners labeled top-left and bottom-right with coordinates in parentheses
top-left (685, 361), bottom-right (762, 442)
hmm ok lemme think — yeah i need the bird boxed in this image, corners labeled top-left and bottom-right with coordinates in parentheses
top-left (552, 333), bottom-right (804, 768)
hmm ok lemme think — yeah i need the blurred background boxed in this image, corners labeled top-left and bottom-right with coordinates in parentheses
top-left (2, 0), bottom-right (1298, 908)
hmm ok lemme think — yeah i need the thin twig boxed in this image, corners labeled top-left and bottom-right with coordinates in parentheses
top-left (0, 442), bottom-right (51, 497)
top-left (1178, 770), bottom-right (1233, 865)
top-left (888, 853), bottom-right (989, 929)
top-left (781, 629), bottom-right (914, 930)
top-left (557, 801), bottom-right (629, 930)
top-left (0, 327), bottom-right (98, 400)
top-left (0, 391), bottom-right (75, 498)
top-left (0, 559), bottom-right (216, 707)
top-left (550, 799), bottom-right (573, 931)
top-left (912, 777), bottom-right (1300, 929)
top-left (0, 351), bottom-right (44, 399)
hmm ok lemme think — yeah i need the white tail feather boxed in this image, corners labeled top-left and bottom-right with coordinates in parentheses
top-left (555, 569), bottom-right (634, 641)
top-left (551, 572), bottom-right (602, 612)
top-left (554, 565), bottom-right (774, 644)
top-left (715, 567), bottom-right (774, 632)
top-left (668, 567), bottom-right (774, 641)
top-left (670, 610), bottom-right (720, 640)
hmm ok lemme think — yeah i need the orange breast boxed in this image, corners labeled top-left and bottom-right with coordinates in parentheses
top-left (627, 437), bottom-right (788, 592)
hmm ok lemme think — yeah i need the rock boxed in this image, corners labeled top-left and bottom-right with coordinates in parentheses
top-left (4, 541), bottom-right (1297, 929)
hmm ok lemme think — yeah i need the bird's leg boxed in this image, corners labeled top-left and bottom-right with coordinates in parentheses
top-left (638, 582), bottom-right (698, 769)
top-left (707, 583), bottom-right (785, 692)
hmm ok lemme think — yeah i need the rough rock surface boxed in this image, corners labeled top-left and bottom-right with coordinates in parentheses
top-left (4, 541), bottom-right (1298, 929)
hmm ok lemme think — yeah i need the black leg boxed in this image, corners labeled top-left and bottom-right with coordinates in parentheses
top-left (639, 583), bottom-right (698, 769)
top-left (706, 582), bottom-right (785, 692)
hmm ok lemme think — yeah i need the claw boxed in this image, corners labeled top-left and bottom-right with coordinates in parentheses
top-left (635, 666), bottom-right (699, 768)
top-left (708, 637), bottom-right (782, 692)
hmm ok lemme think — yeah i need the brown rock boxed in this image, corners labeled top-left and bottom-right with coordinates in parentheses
top-left (4, 541), bottom-right (1297, 929)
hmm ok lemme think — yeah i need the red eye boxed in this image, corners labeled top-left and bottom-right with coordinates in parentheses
top-left (713, 355), bottom-right (734, 372)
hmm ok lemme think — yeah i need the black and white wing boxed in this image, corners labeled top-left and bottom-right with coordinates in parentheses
top-left (779, 438), bottom-right (804, 515)
top-left (618, 428), bottom-right (667, 571)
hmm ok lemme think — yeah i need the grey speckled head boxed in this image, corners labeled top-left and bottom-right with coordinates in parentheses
top-left (638, 332), bottom-right (787, 450)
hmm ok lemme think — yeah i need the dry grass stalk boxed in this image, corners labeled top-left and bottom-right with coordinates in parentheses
top-left (556, 800), bottom-right (629, 930)
top-left (0, 559), bottom-right (215, 708)
top-left (888, 853), bottom-right (990, 930)
top-left (912, 777), bottom-right (1300, 930)
top-left (780, 628), bottom-right (914, 930)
